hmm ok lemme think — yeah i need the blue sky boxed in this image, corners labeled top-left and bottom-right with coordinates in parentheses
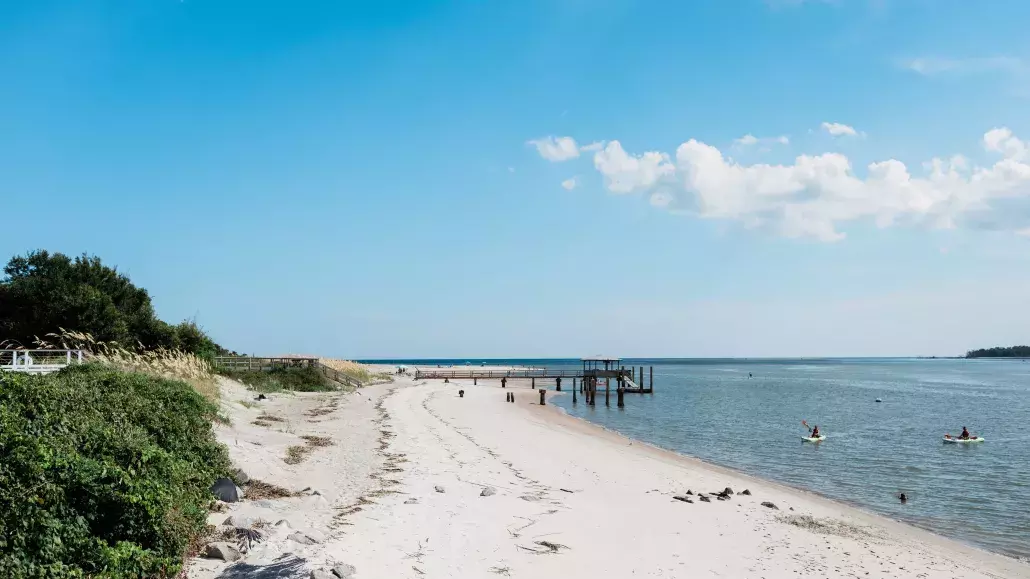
top-left (3, 0), bottom-right (1030, 358)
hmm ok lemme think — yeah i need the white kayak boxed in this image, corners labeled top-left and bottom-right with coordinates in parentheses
top-left (802, 435), bottom-right (826, 443)
top-left (943, 436), bottom-right (984, 444)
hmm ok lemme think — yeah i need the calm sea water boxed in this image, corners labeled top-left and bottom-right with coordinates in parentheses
top-left (364, 358), bottom-right (1030, 560)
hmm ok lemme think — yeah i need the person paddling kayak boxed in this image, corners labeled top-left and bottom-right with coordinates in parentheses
top-left (944, 427), bottom-right (980, 441)
top-left (801, 420), bottom-right (822, 439)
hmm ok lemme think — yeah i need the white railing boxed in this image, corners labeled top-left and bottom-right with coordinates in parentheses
top-left (0, 350), bottom-right (85, 375)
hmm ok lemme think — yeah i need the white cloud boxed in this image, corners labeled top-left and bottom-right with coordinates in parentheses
top-left (734, 134), bottom-right (790, 147)
top-left (821, 122), bottom-right (859, 137)
top-left (592, 141), bottom-right (676, 194)
top-left (580, 141), bottom-right (606, 152)
top-left (561, 177), bottom-right (578, 191)
top-left (571, 128), bottom-right (1030, 242)
top-left (527, 136), bottom-right (580, 162)
top-left (649, 191), bottom-right (674, 208)
top-left (900, 56), bottom-right (1024, 77)
top-left (984, 127), bottom-right (1028, 161)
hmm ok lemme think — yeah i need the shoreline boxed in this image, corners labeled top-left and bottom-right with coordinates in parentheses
top-left (194, 376), bottom-right (1030, 578)
top-left (539, 390), bottom-right (1027, 567)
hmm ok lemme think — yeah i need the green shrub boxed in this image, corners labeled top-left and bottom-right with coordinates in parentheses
top-left (217, 366), bottom-right (337, 393)
top-left (0, 364), bottom-right (231, 578)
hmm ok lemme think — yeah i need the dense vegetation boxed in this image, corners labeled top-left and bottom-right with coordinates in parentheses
top-left (965, 345), bottom-right (1030, 358)
top-left (217, 366), bottom-right (340, 393)
top-left (0, 250), bottom-right (228, 358)
top-left (0, 365), bottom-right (232, 578)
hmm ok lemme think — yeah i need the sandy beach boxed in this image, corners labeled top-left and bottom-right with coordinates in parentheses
top-left (188, 375), bottom-right (1030, 579)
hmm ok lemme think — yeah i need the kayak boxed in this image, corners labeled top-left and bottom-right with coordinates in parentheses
top-left (802, 435), bottom-right (826, 443)
top-left (943, 436), bottom-right (984, 444)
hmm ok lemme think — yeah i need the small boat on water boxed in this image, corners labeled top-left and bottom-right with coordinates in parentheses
top-left (943, 435), bottom-right (984, 444)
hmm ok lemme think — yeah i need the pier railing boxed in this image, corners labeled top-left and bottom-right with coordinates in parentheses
top-left (1, 349), bottom-right (85, 375)
top-left (414, 368), bottom-right (586, 380)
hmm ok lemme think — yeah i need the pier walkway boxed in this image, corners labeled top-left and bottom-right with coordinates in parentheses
top-left (415, 358), bottom-right (655, 395)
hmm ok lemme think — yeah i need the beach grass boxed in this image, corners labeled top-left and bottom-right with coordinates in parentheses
top-left (217, 365), bottom-right (338, 393)
top-left (31, 329), bottom-right (221, 401)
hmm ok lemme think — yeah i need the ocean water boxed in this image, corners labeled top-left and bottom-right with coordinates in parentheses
top-left (365, 357), bottom-right (1030, 560)
top-left (548, 358), bottom-right (1030, 561)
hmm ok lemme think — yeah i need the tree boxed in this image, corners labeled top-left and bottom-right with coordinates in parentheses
top-left (0, 250), bottom-right (224, 356)
top-left (965, 345), bottom-right (1030, 358)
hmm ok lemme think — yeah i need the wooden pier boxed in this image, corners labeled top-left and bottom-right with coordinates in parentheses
top-left (415, 357), bottom-right (654, 407)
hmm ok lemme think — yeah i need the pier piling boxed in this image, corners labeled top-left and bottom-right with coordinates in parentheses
top-left (539, 389), bottom-right (546, 405)
top-left (411, 357), bottom-right (656, 406)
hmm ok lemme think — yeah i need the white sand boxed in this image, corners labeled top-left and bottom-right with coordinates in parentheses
top-left (189, 377), bottom-right (1030, 579)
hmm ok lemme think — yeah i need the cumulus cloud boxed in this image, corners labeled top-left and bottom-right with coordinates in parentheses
top-left (580, 141), bottom-right (606, 152)
top-left (649, 191), bottom-right (674, 208)
top-left (734, 134), bottom-right (790, 147)
top-left (592, 141), bottom-right (675, 194)
top-left (821, 122), bottom-right (860, 137)
top-left (569, 128), bottom-right (1030, 242)
top-left (561, 177), bottom-right (578, 191)
top-left (984, 127), bottom-right (1028, 161)
top-left (527, 136), bottom-right (580, 161)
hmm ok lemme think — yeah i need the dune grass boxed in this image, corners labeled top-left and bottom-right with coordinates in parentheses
top-left (30, 329), bottom-right (221, 401)
top-left (217, 365), bottom-right (338, 393)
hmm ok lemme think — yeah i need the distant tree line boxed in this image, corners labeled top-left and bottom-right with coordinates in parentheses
top-left (965, 345), bottom-right (1030, 358)
top-left (0, 250), bottom-right (231, 358)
